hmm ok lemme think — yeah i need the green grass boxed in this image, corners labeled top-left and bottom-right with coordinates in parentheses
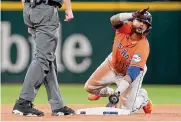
top-left (1, 84), bottom-right (181, 104)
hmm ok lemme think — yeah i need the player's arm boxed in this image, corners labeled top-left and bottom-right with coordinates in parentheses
top-left (110, 13), bottom-right (133, 29)
top-left (114, 45), bottom-right (149, 95)
top-left (110, 7), bottom-right (149, 29)
top-left (114, 66), bottom-right (141, 96)
top-left (126, 42), bottom-right (150, 83)
top-left (124, 66), bottom-right (141, 83)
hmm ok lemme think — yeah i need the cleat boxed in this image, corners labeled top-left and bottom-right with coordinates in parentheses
top-left (88, 94), bottom-right (100, 101)
top-left (143, 100), bottom-right (152, 114)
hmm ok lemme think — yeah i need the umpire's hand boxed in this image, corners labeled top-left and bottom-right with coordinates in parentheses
top-left (28, 27), bottom-right (31, 34)
top-left (64, 9), bottom-right (74, 21)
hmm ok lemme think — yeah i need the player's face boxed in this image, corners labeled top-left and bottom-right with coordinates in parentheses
top-left (132, 19), bottom-right (148, 35)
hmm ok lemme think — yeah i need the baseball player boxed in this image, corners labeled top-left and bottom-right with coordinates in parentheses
top-left (84, 7), bottom-right (152, 114)
top-left (12, 0), bottom-right (75, 116)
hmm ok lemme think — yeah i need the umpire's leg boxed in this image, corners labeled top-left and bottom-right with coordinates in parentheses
top-left (12, 56), bottom-right (49, 116)
top-left (44, 60), bottom-right (65, 111)
top-left (43, 59), bottom-right (75, 116)
top-left (19, 58), bottom-right (47, 101)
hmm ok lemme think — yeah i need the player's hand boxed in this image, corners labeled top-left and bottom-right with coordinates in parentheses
top-left (132, 7), bottom-right (149, 18)
top-left (64, 9), bottom-right (74, 22)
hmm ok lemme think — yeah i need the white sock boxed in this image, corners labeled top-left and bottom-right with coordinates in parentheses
top-left (115, 79), bottom-right (129, 95)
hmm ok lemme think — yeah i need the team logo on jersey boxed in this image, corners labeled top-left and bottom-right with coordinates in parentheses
top-left (132, 54), bottom-right (141, 63)
top-left (117, 42), bottom-right (123, 49)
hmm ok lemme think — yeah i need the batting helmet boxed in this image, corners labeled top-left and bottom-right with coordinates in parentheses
top-left (135, 11), bottom-right (152, 34)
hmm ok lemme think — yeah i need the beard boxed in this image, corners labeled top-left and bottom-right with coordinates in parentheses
top-left (135, 28), bottom-right (144, 35)
top-left (132, 25), bottom-right (145, 35)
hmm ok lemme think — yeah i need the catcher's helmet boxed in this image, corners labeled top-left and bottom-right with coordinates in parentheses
top-left (135, 11), bottom-right (152, 34)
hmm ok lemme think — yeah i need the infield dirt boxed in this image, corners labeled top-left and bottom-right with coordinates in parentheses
top-left (1, 104), bottom-right (181, 121)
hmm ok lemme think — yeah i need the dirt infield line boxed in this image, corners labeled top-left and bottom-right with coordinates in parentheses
top-left (1, 104), bottom-right (181, 121)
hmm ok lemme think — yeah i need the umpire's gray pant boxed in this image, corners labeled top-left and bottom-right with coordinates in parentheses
top-left (19, 3), bottom-right (64, 111)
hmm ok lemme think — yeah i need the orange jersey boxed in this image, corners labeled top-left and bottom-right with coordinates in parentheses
top-left (111, 22), bottom-right (150, 75)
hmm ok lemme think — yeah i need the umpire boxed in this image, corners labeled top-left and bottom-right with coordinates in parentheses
top-left (12, 0), bottom-right (75, 116)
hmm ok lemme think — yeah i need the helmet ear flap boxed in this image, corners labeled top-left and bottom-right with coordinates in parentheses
top-left (144, 26), bottom-right (152, 35)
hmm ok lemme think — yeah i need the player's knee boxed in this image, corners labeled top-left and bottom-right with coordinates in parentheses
top-left (84, 82), bottom-right (98, 94)
top-left (84, 78), bottom-right (94, 92)
top-left (84, 82), bottom-right (92, 93)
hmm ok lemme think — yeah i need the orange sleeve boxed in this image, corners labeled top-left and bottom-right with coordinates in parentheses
top-left (130, 40), bottom-right (150, 70)
top-left (115, 21), bottom-right (132, 34)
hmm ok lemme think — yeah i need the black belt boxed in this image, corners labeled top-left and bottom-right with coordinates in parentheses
top-left (25, 0), bottom-right (62, 8)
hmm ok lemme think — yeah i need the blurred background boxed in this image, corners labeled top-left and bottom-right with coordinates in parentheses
top-left (1, 0), bottom-right (181, 105)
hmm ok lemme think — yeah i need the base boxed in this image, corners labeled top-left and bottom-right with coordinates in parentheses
top-left (76, 107), bottom-right (130, 115)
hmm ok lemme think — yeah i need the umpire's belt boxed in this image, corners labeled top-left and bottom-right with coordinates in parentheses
top-left (25, 0), bottom-right (62, 8)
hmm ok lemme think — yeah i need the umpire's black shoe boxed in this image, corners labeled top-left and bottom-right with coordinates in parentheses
top-left (52, 106), bottom-right (75, 116)
top-left (12, 99), bottom-right (44, 117)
